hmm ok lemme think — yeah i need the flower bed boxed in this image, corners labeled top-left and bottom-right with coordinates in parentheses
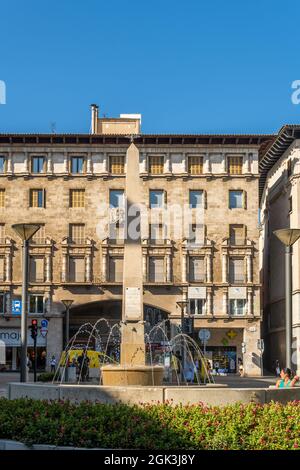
top-left (0, 398), bottom-right (299, 449)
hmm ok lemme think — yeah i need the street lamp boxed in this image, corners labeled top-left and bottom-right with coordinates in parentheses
top-left (176, 300), bottom-right (189, 381)
top-left (12, 223), bottom-right (41, 382)
top-left (273, 228), bottom-right (300, 369)
top-left (61, 299), bottom-right (73, 382)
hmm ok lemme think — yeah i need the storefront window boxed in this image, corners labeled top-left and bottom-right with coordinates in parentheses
top-left (29, 295), bottom-right (44, 314)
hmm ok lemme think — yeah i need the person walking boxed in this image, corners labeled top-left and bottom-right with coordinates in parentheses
top-left (50, 355), bottom-right (57, 373)
top-left (276, 368), bottom-right (299, 388)
top-left (238, 358), bottom-right (245, 377)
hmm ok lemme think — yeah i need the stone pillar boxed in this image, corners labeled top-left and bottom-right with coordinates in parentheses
top-left (87, 153), bottom-right (92, 175)
top-left (206, 254), bottom-right (212, 283)
top-left (63, 153), bottom-right (68, 173)
top-left (204, 153), bottom-right (211, 173)
top-left (166, 253), bottom-right (172, 282)
top-left (24, 152), bottom-right (29, 173)
top-left (47, 152), bottom-right (53, 174)
top-left (223, 290), bottom-right (228, 315)
top-left (222, 253), bottom-right (227, 283)
top-left (102, 251), bottom-right (107, 282)
top-left (246, 255), bottom-right (252, 283)
top-left (164, 152), bottom-right (171, 174)
top-left (247, 289), bottom-right (253, 316)
top-left (62, 254), bottom-right (67, 282)
top-left (141, 152), bottom-right (147, 173)
top-left (103, 152), bottom-right (108, 173)
top-left (207, 290), bottom-right (212, 315)
top-left (7, 152), bottom-right (12, 175)
top-left (247, 153), bottom-right (252, 173)
top-left (243, 323), bottom-right (262, 376)
top-left (86, 254), bottom-right (92, 282)
top-left (5, 253), bottom-right (11, 282)
top-left (45, 255), bottom-right (51, 283)
top-left (182, 252), bottom-right (187, 282)
top-left (142, 253), bottom-right (147, 281)
top-left (221, 153), bottom-right (226, 173)
top-left (183, 153), bottom-right (188, 173)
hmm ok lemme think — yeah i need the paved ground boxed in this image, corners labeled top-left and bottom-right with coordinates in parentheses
top-left (0, 372), bottom-right (278, 398)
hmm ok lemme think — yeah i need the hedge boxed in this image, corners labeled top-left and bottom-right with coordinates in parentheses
top-left (0, 398), bottom-right (300, 449)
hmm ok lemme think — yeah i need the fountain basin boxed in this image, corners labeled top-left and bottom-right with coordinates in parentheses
top-left (101, 365), bottom-right (164, 386)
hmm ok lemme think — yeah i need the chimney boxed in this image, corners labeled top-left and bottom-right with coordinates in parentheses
top-left (90, 104), bottom-right (99, 134)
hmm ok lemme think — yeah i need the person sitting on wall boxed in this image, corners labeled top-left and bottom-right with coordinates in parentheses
top-left (275, 368), bottom-right (299, 388)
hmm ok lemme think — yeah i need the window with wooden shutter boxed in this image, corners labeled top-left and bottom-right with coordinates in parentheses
top-left (31, 156), bottom-right (45, 173)
top-left (189, 257), bottom-right (205, 282)
top-left (0, 189), bottom-right (5, 207)
top-left (69, 224), bottom-right (85, 244)
top-left (109, 257), bottom-right (123, 282)
top-left (110, 156), bottom-right (125, 174)
top-left (71, 156), bottom-right (85, 174)
top-left (149, 257), bottom-right (164, 282)
top-left (0, 257), bottom-right (4, 281)
top-left (149, 156), bottom-right (164, 174)
top-left (229, 225), bottom-right (246, 245)
top-left (229, 258), bottom-right (245, 283)
top-left (30, 189), bottom-right (44, 208)
top-left (188, 156), bottom-right (203, 175)
top-left (228, 156), bottom-right (243, 175)
top-left (69, 257), bottom-right (85, 282)
top-left (29, 256), bottom-right (44, 282)
top-left (70, 189), bottom-right (85, 208)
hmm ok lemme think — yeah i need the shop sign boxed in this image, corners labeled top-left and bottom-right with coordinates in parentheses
top-left (0, 329), bottom-right (46, 347)
top-left (12, 300), bottom-right (22, 315)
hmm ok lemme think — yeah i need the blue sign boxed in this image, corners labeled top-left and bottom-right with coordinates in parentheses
top-left (41, 319), bottom-right (48, 328)
top-left (12, 300), bottom-right (22, 315)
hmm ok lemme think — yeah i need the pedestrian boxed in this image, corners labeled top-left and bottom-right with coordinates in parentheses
top-left (276, 368), bottom-right (299, 388)
top-left (78, 349), bottom-right (90, 382)
top-left (26, 354), bottom-right (32, 375)
top-left (50, 355), bottom-right (57, 373)
top-left (238, 358), bottom-right (245, 377)
top-left (275, 359), bottom-right (281, 377)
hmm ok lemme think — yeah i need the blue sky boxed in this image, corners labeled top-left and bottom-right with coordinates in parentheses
top-left (0, 0), bottom-right (300, 134)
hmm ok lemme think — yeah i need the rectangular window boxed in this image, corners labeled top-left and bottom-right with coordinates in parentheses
top-left (149, 190), bottom-right (164, 208)
top-left (109, 222), bottom-right (124, 243)
top-left (69, 224), bottom-right (85, 244)
top-left (71, 156), bottom-right (84, 174)
top-left (189, 190), bottom-right (204, 208)
top-left (0, 293), bottom-right (5, 313)
top-left (229, 224), bottom-right (245, 245)
top-left (289, 197), bottom-right (293, 213)
top-left (0, 257), bottom-right (4, 282)
top-left (0, 189), bottom-right (5, 207)
top-left (188, 224), bottom-right (205, 245)
top-left (69, 257), bottom-right (85, 282)
top-left (229, 190), bottom-right (244, 209)
top-left (109, 155), bottom-right (125, 174)
top-left (229, 258), bottom-right (245, 283)
top-left (29, 256), bottom-right (45, 283)
top-left (29, 295), bottom-right (44, 314)
top-left (70, 189), bottom-right (85, 208)
top-left (149, 155), bottom-right (164, 174)
top-left (149, 224), bottom-right (165, 244)
top-left (31, 225), bottom-right (45, 245)
top-left (228, 156), bottom-right (243, 175)
top-left (30, 189), bottom-right (44, 208)
top-left (189, 257), bottom-right (205, 282)
top-left (189, 299), bottom-right (206, 316)
top-left (0, 156), bottom-right (5, 173)
top-left (31, 156), bottom-right (45, 173)
top-left (229, 299), bottom-right (246, 316)
top-left (109, 189), bottom-right (124, 208)
top-left (109, 257), bottom-right (123, 282)
top-left (0, 224), bottom-right (5, 243)
top-left (188, 156), bottom-right (203, 175)
top-left (149, 257), bottom-right (164, 282)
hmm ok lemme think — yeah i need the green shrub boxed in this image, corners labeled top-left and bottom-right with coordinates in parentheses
top-left (37, 372), bottom-right (56, 382)
top-left (0, 399), bottom-right (299, 449)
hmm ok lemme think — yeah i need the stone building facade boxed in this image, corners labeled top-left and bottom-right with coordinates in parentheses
top-left (0, 110), bottom-right (273, 375)
top-left (260, 125), bottom-right (300, 375)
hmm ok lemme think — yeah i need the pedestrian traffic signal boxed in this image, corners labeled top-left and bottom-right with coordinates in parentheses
top-left (30, 319), bottom-right (38, 339)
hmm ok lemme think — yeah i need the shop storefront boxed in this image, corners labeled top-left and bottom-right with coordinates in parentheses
top-left (206, 346), bottom-right (237, 374)
top-left (0, 328), bottom-right (47, 371)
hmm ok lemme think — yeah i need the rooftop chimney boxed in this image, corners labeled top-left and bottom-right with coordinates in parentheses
top-left (90, 104), bottom-right (99, 134)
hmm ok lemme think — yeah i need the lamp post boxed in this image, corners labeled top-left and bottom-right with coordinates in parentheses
top-left (12, 223), bottom-right (41, 382)
top-left (273, 228), bottom-right (300, 369)
top-left (61, 299), bottom-right (73, 382)
top-left (176, 300), bottom-right (189, 381)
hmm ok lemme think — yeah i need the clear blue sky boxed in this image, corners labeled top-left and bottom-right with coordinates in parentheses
top-left (1, 0), bottom-right (300, 135)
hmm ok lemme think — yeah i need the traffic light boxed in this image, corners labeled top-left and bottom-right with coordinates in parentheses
top-left (30, 319), bottom-right (38, 339)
